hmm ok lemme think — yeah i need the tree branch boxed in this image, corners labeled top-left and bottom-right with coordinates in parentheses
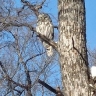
top-left (38, 79), bottom-right (64, 96)
top-left (21, 0), bottom-right (44, 16)
top-left (0, 22), bottom-right (58, 51)
top-left (25, 52), bottom-right (45, 64)
top-left (36, 0), bottom-right (46, 10)
top-left (0, 61), bottom-right (28, 89)
top-left (23, 64), bottom-right (32, 96)
top-left (38, 79), bottom-right (57, 94)
top-left (37, 33), bottom-right (58, 50)
top-left (17, 5), bottom-right (26, 16)
top-left (21, 0), bottom-right (47, 17)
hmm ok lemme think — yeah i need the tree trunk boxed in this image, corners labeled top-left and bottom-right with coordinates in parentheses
top-left (58, 0), bottom-right (89, 96)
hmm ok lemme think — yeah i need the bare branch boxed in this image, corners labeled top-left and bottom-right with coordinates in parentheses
top-left (34, 0), bottom-right (46, 10)
top-left (21, 0), bottom-right (46, 16)
top-left (0, 61), bottom-right (28, 89)
top-left (14, 89), bottom-right (24, 95)
top-left (23, 64), bottom-right (32, 96)
top-left (21, 0), bottom-right (39, 16)
top-left (0, 22), bottom-right (34, 31)
top-left (37, 34), bottom-right (58, 51)
top-left (25, 52), bottom-right (45, 64)
top-left (38, 79), bottom-right (57, 94)
top-left (38, 79), bottom-right (64, 96)
top-left (17, 5), bottom-right (26, 16)
top-left (0, 22), bottom-right (58, 51)
top-left (0, 45), bottom-right (8, 49)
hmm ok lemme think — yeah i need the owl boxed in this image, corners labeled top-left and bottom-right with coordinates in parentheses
top-left (36, 13), bottom-right (54, 56)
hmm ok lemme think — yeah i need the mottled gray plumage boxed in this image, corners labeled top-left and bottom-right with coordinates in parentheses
top-left (36, 13), bottom-right (54, 56)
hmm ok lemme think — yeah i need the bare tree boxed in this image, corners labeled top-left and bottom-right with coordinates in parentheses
top-left (0, 0), bottom-right (61, 96)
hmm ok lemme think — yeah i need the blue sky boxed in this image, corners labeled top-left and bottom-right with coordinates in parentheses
top-left (86, 0), bottom-right (96, 50)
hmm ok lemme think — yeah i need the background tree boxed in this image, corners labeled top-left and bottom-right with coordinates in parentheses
top-left (0, 0), bottom-right (61, 96)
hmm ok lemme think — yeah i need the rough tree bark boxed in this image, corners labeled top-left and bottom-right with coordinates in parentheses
top-left (58, 0), bottom-right (89, 96)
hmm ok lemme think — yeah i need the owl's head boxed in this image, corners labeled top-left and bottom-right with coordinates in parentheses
top-left (38, 13), bottom-right (51, 22)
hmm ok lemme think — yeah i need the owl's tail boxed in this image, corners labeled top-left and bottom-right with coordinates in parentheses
top-left (43, 42), bottom-right (53, 57)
